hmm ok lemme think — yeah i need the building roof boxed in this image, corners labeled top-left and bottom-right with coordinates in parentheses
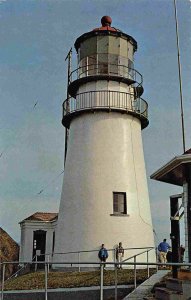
top-left (150, 149), bottom-right (191, 186)
top-left (74, 16), bottom-right (137, 52)
top-left (20, 212), bottom-right (58, 223)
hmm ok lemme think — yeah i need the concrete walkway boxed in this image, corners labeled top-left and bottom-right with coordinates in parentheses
top-left (123, 270), bottom-right (169, 299)
top-left (0, 284), bottom-right (134, 300)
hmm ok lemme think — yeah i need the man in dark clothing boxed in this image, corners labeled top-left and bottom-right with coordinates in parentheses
top-left (98, 244), bottom-right (108, 268)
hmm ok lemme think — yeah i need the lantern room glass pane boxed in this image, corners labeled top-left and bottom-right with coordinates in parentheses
top-left (108, 54), bottom-right (118, 75)
top-left (127, 41), bottom-right (134, 61)
top-left (97, 53), bottom-right (108, 74)
top-left (88, 55), bottom-right (97, 75)
top-left (79, 57), bottom-right (87, 78)
top-left (80, 37), bottom-right (97, 61)
top-left (109, 36), bottom-right (120, 55)
top-left (118, 56), bottom-right (128, 77)
top-left (97, 35), bottom-right (109, 54)
top-left (128, 59), bottom-right (134, 79)
top-left (120, 38), bottom-right (128, 57)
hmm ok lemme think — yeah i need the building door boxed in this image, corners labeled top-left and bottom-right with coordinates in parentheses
top-left (32, 230), bottom-right (46, 267)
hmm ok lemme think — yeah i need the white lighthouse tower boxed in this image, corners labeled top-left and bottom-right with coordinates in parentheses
top-left (54, 16), bottom-right (155, 266)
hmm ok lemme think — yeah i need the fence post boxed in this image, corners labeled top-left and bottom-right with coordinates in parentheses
top-left (114, 263), bottom-right (118, 300)
top-left (155, 247), bottom-right (158, 272)
top-left (1, 263), bottom-right (5, 300)
top-left (113, 248), bottom-right (116, 264)
top-left (47, 255), bottom-right (50, 273)
top-left (78, 252), bottom-right (81, 272)
top-left (147, 250), bottom-right (149, 278)
top-left (45, 263), bottom-right (48, 300)
top-left (134, 256), bottom-right (137, 288)
top-left (86, 57), bottom-right (88, 77)
top-left (100, 264), bottom-right (104, 300)
top-left (35, 255), bottom-right (37, 272)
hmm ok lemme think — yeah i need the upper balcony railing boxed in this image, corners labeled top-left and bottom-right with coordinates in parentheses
top-left (69, 63), bottom-right (143, 88)
top-left (62, 90), bottom-right (148, 129)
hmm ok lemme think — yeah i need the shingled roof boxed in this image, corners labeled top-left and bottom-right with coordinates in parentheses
top-left (20, 212), bottom-right (58, 223)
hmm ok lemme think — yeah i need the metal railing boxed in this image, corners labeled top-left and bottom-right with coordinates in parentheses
top-left (1, 260), bottom-right (191, 300)
top-left (10, 247), bottom-right (155, 281)
top-left (63, 90), bottom-right (148, 120)
top-left (122, 247), bottom-right (154, 288)
top-left (5, 254), bottom-right (37, 282)
top-left (69, 63), bottom-right (143, 87)
top-left (41, 246), bottom-right (155, 270)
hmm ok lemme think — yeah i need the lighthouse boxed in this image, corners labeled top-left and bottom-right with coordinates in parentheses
top-left (54, 16), bottom-right (155, 266)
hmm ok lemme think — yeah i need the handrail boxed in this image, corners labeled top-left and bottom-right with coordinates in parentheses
top-left (122, 247), bottom-right (153, 263)
top-left (69, 63), bottom-right (143, 87)
top-left (31, 247), bottom-right (155, 273)
top-left (16, 247), bottom-right (154, 274)
top-left (1, 261), bottom-right (191, 266)
top-left (5, 254), bottom-right (37, 281)
top-left (62, 90), bottom-right (148, 121)
top-left (1, 259), bottom-right (191, 300)
top-left (40, 246), bottom-right (155, 256)
top-left (1, 260), bottom-right (191, 300)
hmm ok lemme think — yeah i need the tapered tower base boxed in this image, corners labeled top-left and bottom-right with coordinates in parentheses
top-left (54, 112), bottom-right (155, 267)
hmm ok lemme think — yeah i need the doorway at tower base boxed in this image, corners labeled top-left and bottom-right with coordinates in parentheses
top-left (52, 247), bottom-right (156, 270)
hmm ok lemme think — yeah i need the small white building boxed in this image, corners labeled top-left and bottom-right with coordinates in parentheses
top-left (19, 212), bottom-right (58, 263)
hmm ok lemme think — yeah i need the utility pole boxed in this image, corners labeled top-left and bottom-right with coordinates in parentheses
top-left (173, 0), bottom-right (186, 153)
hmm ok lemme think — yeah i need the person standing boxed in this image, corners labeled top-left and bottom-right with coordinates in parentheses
top-left (158, 239), bottom-right (170, 266)
top-left (98, 244), bottom-right (108, 268)
top-left (179, 245), bottom-right (185, 263)
top-left (116, 242), bottom-right (124, 269)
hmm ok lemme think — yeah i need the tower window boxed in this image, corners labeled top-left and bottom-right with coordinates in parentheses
top-left (113, 192), bottom-right (127, 214)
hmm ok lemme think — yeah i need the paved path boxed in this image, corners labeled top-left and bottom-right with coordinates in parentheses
top-left (0, 284), bottom-right (134, 300)
top-left (123, 270), bottom-right (169, 299)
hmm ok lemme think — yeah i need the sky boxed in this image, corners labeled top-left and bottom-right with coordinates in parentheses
top-left (0, 0), bottom-right (191, 246)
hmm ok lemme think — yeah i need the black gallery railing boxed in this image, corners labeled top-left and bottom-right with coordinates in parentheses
top-left (69, 63), bottom-right (143, 87)
top-left (63, 90), bottom-right (148, 119)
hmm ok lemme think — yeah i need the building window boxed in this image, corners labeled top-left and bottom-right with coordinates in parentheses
top-left (113, 192), bottom-right (127, 215)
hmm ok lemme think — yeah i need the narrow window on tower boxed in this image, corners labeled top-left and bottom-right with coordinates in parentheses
top-left (113, 192), bottom-right (127, 215)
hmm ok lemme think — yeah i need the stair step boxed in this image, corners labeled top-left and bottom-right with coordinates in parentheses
top-left (166, 278), bottom-right (191, 298)
top-left (155, 287), bottom-right (183, 300)
top-left (166, 278), bottom-right (183, 292)
top-left (178, 270), bottom-right (191, 281)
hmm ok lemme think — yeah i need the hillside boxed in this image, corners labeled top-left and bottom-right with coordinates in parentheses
top-left (0, 227), bottom-right (19, 280)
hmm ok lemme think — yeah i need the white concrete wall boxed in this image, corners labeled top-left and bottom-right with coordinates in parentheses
top-left (19, 224), bottom-right (34, 262)
top-left (54, 111), bottom-right (155, 266)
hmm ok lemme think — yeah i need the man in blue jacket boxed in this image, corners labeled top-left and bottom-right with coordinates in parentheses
top-left (98, 244), bottom-right (108, 268)
top-left (158, 239), bottom-right (170, 266)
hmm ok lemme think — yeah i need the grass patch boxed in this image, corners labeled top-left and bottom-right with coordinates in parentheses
top-left (4, 269), bottom-right (156, 291)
